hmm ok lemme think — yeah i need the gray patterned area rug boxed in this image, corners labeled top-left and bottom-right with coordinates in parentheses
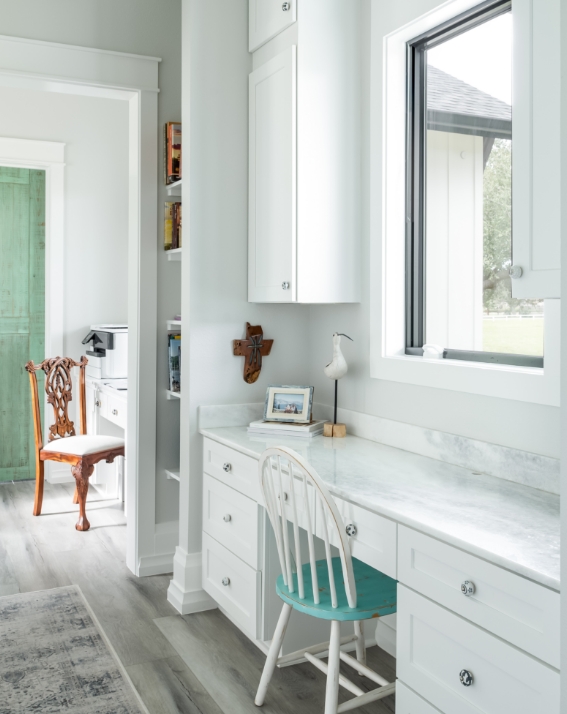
top-left (0, 585), bottom-right (149, 714)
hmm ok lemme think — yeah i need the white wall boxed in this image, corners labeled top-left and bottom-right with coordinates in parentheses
top-left (0, 86), bottom-right (129, 359)
top-left (0, 0), bottom-right (183, 526)
top-left (180, 0), bottom-right (310, 558)
top-left (307, 0), bottom-right (560, 459)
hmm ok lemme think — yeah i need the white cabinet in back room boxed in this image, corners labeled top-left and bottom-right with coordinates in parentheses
top-left (249, 0), bottom-right (297, 53)
top-left (248, 0), bottom-right (361, 304)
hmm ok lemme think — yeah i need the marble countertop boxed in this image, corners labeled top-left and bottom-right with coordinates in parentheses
top-left (200, 426), bottom-right (560, 591)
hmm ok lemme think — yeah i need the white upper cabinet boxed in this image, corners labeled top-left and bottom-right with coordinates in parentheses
top-left (249, 0), bottom-right (297, 53)
top-left (512, 0), bottom-right (560, 298)
top-left (249, 47), bottom-right (297, 303)
top-left (248, 0), bottom-right (361, 304)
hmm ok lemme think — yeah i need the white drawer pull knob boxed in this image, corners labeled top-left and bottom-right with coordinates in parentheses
top-left (282, 281), bottom-right (290, 290)
top-left (282, 2), bottom-right (290, 10)
top-left (461, 580), bottom-right (475, 597)
top-left (112, 409), bottom-right (118, 416)
top-left (95, 400), bottom-right (101, 407)
top-left (222, 577), bottom-right (230, 586)
top-left (459, 669), bottom-right (473, 687)
top-left (223, 514), bottom-right (232, 522)
top-left (222, 463), bottom-right (232, 472)
top-left (278, 492), bottom-right (289, 502)
top-left (346, 523), bottom-right (357, 536)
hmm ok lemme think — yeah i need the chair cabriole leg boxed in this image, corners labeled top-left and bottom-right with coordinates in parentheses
top-left (33, 460), bottom-right (44, 516)
top-left (325, 620), bottom-right (341, 714)
top-left (71, 459), bottom-right (94, 531)
top-left (255, 602), bottom-right (292, 707)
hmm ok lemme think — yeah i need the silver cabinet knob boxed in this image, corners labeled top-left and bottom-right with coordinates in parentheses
top-left (222, 463), bottom-right (232, 472)
top-left (278, 492), bottom-right (288, 502)
top-left (282, 281), bottom-right (290, 290)
top-left (282, 2), bottom-right (290, 10)
top-left (460, 669), bottom-right (473, 687)
top-left (510, 265), bottom-right (523, 279)
top-left (461, 580), bottom-right (475, 597)
top-left (346, 523), bottom-right (357, 536)
top-left (223, 514), bottom-right (232, 522)
top-left (112, 409), bottom-right (118, 416)
top-left (95, 400), bottom-right (101, 407)
top-left (221, 577), bottom-right (230, 586)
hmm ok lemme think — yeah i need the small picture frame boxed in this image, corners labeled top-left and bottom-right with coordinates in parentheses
top-left (264, 385), bottom-right (314, 424)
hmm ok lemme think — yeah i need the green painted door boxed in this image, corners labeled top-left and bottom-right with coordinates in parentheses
top-left (0, 168), bottom-right (45, 482)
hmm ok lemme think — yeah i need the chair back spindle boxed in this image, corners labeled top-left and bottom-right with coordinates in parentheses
top-left (259, 446), bottom-right (357, 611)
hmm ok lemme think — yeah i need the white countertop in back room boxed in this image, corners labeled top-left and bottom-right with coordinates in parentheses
top-left (200, 426), bottom-right (560, 591)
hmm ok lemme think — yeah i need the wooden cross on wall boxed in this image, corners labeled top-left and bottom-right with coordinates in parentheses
top-left (233, 322), bottom-right (273, 384)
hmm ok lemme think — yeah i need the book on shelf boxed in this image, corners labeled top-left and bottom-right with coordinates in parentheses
top-left (164, 201), bottom-right (182, 250)
top-left (247, 419), bottom-right (327, 438)
top-left (164, 122), bottom-right (182, 185)
top-left (168, 334), bottom-right (181, 393)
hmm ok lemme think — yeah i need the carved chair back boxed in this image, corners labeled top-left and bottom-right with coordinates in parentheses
top-left (25, 357), bottom-right (88, 452)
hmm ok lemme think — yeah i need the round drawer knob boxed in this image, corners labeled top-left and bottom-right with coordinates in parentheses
top-left (222, 463), bottom-right (232, 472)
top-left (509, 265), bottom-right (523, 279)
top-left (346, 523), bottom-right (357, 536)
top-left (278, 492), bottom-right (288, 502)
top-left (95, 400), bottom-right (101, 407)
top-left (223, 514), bottom-right (232, 522)
top-left (459, 669), bottom-right (473, 687)
top-left (112, 409), bottom-right (118, 416)
top-left (282, 2), bottom-right (290, 10)
top-left (282, 281), bottom-right (290, 290)
top-left (461, 580), bottom-right (475, 597)
top-left (222, 577), bottom-right (230, 587)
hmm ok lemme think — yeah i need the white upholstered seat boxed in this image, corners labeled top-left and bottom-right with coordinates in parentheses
top-left (41, 435), bottom-right (124, 456)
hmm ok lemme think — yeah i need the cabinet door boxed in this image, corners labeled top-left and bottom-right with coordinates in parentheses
top-left (249, 0), bottom-right (297, 53)
top-left (249, 46), bottom-right (296, 303)
top-left (513, 0), bottom-right (560, 297)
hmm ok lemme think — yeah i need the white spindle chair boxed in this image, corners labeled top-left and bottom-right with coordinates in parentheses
top-left (255, 446), bottom-right (397, 714)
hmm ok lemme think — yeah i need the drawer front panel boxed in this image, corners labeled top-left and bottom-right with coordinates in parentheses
top-left (104, 393), bottom-right (127, 429)
top-left (203, 438), bottom-right (260, 501)
top-left (203, 474), bottom-right (259, 569)
top-left (396, 682), bottom-right (444, 714)
top-left (202, 533), bottom-right (260, 638)
top-left (398, 526), bottom-right (559, 667)
top-left (316, 497), bottom-right (397, 579)
top-left (397, 585), bottom-right (559, 714)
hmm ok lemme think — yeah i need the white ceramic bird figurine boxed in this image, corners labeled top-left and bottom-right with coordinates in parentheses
top-left (324, 333), bottom-right (353, 428)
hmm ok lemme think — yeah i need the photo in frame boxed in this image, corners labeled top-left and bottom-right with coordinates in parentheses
top-left (263, 385), bottom-right (314, 424)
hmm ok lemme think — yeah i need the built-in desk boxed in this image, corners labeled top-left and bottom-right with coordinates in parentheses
top-left (199, 426), bottom-right (560, 713)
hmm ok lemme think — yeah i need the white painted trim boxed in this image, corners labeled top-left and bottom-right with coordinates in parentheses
top-left (370, 0), bottom-right (560, 406)
top-left (167, 546), bottom-right (217, 614)
top-left (0, 38), bottom-right (160, 577)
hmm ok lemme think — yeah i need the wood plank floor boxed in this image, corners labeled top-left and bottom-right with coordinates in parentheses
top-left (0, 480), bottom-right (396, 713)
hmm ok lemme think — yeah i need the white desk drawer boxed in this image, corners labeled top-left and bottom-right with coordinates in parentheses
top-left (397, 585), bottom-right (559, 714)
top-left (203, 474), bottom-right (259, 569)
top-left (202, 532), bottom-right (261, 639)
top-left (316, 497), bottom-right (397, 579)
top-left (398, 526), bottom-right (559, 667)
top-left (396, 682), bottom-right (444, 714)
top-left (203, 438), bottom-right (260, 501)
top-left (99, 392), bottom-right (127, 430)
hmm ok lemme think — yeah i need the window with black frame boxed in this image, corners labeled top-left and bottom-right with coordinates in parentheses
top-left (406, 0), bottom-right (544, 368)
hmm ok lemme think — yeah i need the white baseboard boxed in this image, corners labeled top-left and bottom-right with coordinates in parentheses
top-left (167, 546), bottom-right (217, 615)
top-left (138, 552), bottom-right (175, 577)
top-left (137, 521), bottom-right (180, 577)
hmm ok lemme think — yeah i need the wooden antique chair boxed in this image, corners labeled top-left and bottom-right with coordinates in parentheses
top-left (25, 356), bottom-right (125, 531)
top-left (256, 446), bottom-right (397, 714)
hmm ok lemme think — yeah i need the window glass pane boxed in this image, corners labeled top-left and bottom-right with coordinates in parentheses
top-left (424, 10), bottom-right (544, 357)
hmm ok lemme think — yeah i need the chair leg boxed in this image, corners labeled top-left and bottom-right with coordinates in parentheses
top-left (32, 460), bottom-right (44, 516)
top-left (255, 602), bottom-right (292, 707)
top-left (71, 459), bottom-right (94, 531)
top-left (354, 621), bottom-right (366, 668)
top-left (325, 620), bottom-right (342, 714)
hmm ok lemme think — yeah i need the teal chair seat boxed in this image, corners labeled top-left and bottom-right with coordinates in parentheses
top-left (276, 556), bottom-right (397, 621)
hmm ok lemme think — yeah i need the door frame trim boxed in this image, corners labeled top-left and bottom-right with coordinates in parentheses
top-left (0, 35), bottom-right (161, 577)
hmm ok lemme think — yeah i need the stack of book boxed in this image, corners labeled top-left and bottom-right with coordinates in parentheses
top-left (247, 419), bottom-right (327, 438)
top-left (168, 334), bottom-right (181, 393)
top-left (164, 121), bottom-right (182, 185)
top-left (164, 202), bottom-right (182, 250)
